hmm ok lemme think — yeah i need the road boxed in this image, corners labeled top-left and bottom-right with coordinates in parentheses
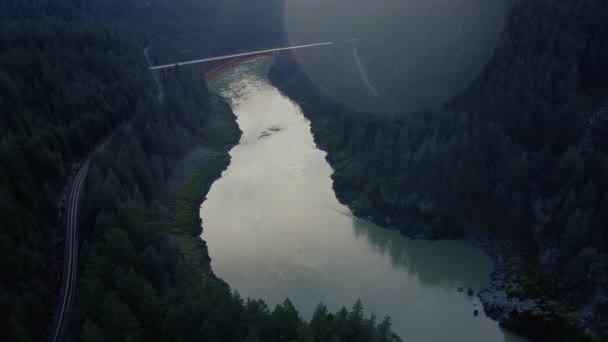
top-left (48, 48), bottom-right (162, 342)
top-left (49, 159), bottom-right (90, 342)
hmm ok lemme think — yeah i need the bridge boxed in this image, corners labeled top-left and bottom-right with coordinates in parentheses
top-left (148, 41), bottom-right (351, 81)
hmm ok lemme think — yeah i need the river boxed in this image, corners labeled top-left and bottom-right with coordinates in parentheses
top-left (201, 59), bottom-right (524, 341)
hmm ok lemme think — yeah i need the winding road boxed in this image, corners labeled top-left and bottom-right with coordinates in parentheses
top-left (49, 47), bottom-right (162, 342)
top-left (49, 159), bottom-right (91, 342)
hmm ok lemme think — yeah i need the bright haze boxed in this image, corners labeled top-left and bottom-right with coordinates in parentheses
top-left (283, 0), bottom-right (506, 112)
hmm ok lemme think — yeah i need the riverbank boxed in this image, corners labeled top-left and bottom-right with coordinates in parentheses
top-left (267, 60), bottom-right (592, 341)
top-left (167, 94), bottom-right (241, 276)
top-left (158, 61), bottom-right (411, 341)
top-left (201, 60), bottom-right (520, 340)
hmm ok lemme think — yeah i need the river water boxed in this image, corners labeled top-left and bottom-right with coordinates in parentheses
top-left (201, 59), bottom-right (523, 341)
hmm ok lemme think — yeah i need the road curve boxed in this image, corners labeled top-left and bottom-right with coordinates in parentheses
top-left (49, 158), bottom-right (91, 342)
top-left (49, 47), bottom-right (162, 342)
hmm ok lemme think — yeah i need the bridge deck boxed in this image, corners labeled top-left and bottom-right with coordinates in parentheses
top-left (149, 41), bottom-right (334, 71)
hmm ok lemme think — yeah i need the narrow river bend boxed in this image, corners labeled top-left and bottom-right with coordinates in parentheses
top-left (201, 59), bottom-right (523, 341)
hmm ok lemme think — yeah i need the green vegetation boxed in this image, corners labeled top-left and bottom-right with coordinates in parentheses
top-left (4, 0), bottom-right (606, 340)
top-left (0, 2), bottom-right (401, 342)
top-left (167, 99), bottom-right (239, 271)
top-left (270, 0), bottom-right (608, 339)
top-left (77, 62), bottom-right (400, 342)
top-left (0, 20), bottom-right (149, 340)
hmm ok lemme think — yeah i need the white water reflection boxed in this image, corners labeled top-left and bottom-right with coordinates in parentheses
top-left (201, 59), bottom-right (524, 341)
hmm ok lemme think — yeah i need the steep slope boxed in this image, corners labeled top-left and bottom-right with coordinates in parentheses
top-left (0, 20), bottom-right (150, 340)
top-left (269, 0), bottom-right (608, 339)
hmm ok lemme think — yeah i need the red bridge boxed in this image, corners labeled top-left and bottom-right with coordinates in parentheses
top-left (149, 41), bottom-right (344, 81)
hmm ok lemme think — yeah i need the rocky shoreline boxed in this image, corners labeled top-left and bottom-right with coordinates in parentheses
top-left (268, 62), bottom-right (594, 341)
top-left (332, 178), bottom-right (552, 341)
top-left (166, 94), bottom-right (241, 278)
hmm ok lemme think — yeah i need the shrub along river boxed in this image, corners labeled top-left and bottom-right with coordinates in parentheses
top-left (201, 59), bottom-right (525, 341)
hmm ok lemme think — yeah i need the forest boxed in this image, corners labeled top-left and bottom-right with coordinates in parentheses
top-left (3, 0), bottom-right (608, 340)
top-left (75, 67), bottom-right (400, 342)
top-left (270, 0), bottom-right (608, 339)
top-left (0, 20), bottom-right (150, 340)
top-left (0, 1), bottom-right (400, 341)
top-left (0, 0), bottom-right (286, 63)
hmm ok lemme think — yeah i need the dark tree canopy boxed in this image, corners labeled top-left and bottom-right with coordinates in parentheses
top-left (269, 0), bottom-right (608, 338)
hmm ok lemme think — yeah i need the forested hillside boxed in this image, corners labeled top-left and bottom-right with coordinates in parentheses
top-left (75, 68), bottom-right (400, 341)
top-left (0, 1), bottom-right (401, 341)
top-left (270, 0), bottom-right (608, 339)
top-left (0, 20), bottom-right (150, 340)
top-left (0, 1), bottom-right (281, 339)
top-left (4, 0), bottom-right (607, 340)
top-left (0, 0), bottom-right (285, 63)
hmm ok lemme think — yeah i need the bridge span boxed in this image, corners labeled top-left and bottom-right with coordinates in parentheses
top-left (148, 41), bottom-right (351, 81)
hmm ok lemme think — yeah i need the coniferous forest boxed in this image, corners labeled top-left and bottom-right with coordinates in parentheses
top-left (2, 0), bottom-right (608, 341)
top-left (0, 20), bottom-right (150, 340)
top-left (270, 0), bottom-right (608, 340)
top-left (0, 1), bottom-right (400, 341)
